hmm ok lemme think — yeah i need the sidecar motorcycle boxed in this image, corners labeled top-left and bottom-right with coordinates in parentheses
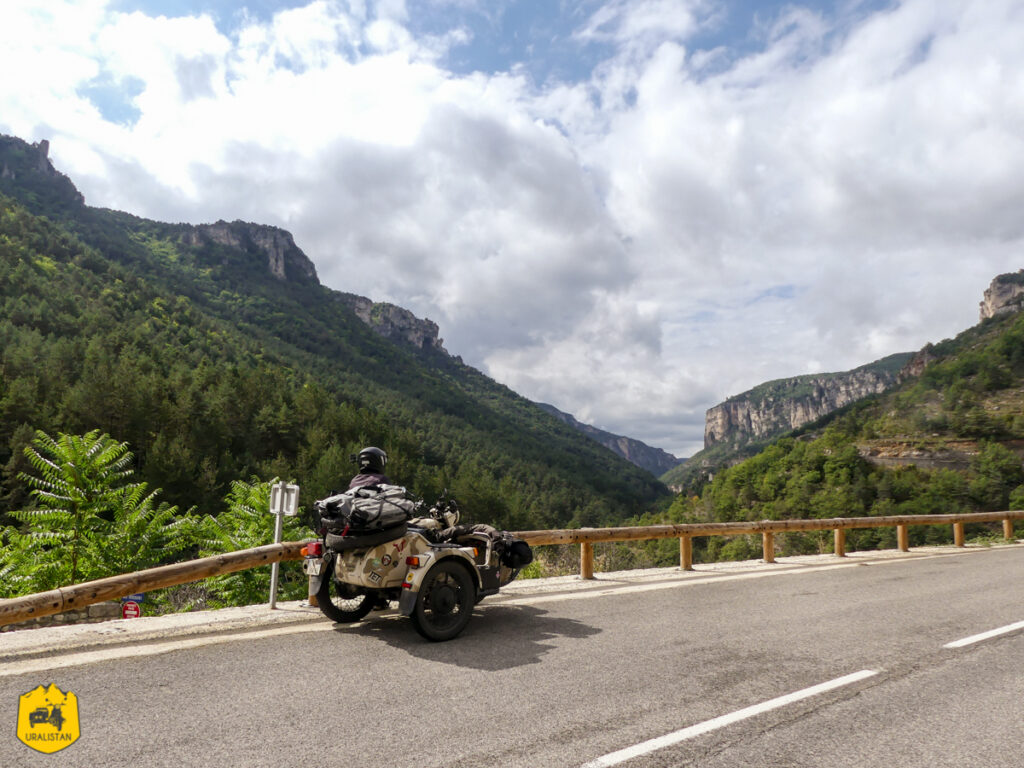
top-left (302, 487), bottom-right (532, 641)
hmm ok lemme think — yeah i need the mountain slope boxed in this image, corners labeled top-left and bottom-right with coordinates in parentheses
top-left (0, 134), bottom-right (668, 529)
top-left (536, 403), bottom-right (684, 476)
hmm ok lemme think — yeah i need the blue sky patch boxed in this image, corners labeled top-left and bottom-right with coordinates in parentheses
top-left (748, 284), bottom-right (798, 305)
top-left (104, 1), bottom-right (896, 86)
top-left (78, 74), bottom-right (145, 125)
top-left (110, 0), bottom-right (311, 35)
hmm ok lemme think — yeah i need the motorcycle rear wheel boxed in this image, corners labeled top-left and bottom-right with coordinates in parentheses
top-left (410, 560), bottom-right (475, 641)
top-left (317, 577), bottom-right (376, 623)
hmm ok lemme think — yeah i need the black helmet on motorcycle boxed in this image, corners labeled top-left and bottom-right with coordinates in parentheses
top-left (355, 446), bottom-right (387, 473)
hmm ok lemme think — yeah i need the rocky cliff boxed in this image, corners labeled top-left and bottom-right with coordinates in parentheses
top-left (979, 270), bottom-right (1024, 321)
top-left (179, 222), bottom-right (447, 352)
top-left (537, 403), bottom-right (683, 477)
top-left (0, 135), bottom-right (85, 208)
top-left (704, 353), bottom-right (912, 451)
top-left (181, 220), bottom-right (319, 285)
top-left (335, 293), bottom-right (448, 354)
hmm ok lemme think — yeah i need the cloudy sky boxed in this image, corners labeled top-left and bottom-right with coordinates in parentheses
top-left (2, 0), bottom-right (1023, 457)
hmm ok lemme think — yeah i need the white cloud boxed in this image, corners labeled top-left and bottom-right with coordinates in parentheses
top-left (3, 0), bottom-right (1024, 458)
top-left (576, 0), bottom-right (709, 47)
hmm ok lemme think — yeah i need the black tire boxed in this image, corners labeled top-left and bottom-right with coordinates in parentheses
top-left (410, 559), bottom-right (476, 641)
top-left (316, 574), bottom-right (376, 624)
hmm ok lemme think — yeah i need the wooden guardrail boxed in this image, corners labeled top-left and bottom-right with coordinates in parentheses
top-left (0, 541), bottom-right (306, 628)
top-left (514, 510), bottom-right (1024, 580)
top-left (1, 511), bottom-right (1021, 628)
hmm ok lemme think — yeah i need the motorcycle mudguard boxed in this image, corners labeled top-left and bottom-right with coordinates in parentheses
top-left (398, 589), bottom-right (417, 616)
top-left (397, 550), bottom-right (479, 616)
top-left (307, 551), bottom-right (333, 596)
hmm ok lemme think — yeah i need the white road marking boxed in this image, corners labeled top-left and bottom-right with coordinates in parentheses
top-left (0, 621), bottom-right (335, 677)
top-left (943, 619), bottom-right (1024, 649)
top-left (581, 669), bottom-right (880, 768)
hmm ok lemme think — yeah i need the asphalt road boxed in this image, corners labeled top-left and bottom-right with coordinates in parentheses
top-left (3, 546), bottom-right (1024, 768)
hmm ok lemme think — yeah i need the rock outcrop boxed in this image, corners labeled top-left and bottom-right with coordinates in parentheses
top-left (979, 270), bottom-right (1024, 321)
top-left (538, 403), bottom-right (683, 477)
top-left (0, 135), bottom-right (85, 206)
top-left (899, 346), bottom-right (939, 379)
top-left (180, 221), bottom-right (447, 353)
top-left (856, 439), bottom-right (982, 471)
top-left (181, 220), bottom-right (319, 285)
top-left (336, 293), bottom-right (448, 353)
top-left (704, 354), bottom-right (911, 451)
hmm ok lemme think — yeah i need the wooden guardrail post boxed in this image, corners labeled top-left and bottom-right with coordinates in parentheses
top-left (580, 542), bottom-right (595, 580)
top-left (897, 524), bottom-right (909, 552)
top-left (762, 531), bottom-right (775, 563)
top-left (680, 536), bottom-right (693, 571)
top-left (1003, 518), bottom-right (1015, 540)
top-left (834, 527), bottom-right (846, 557)
top-left (953, 522), bottom-right (965, 547)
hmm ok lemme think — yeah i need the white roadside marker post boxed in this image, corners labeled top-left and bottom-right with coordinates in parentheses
top-left (268, 482), bottom-right (300, 609)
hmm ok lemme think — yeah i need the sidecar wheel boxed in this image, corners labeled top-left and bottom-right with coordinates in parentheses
top-left (410, 560), bottom-right (475, 642)
top-left (317, 577), bottom-right (376, 624)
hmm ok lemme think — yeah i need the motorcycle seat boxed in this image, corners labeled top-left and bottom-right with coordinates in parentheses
top-left (325, 523), bottom-right (408, 552)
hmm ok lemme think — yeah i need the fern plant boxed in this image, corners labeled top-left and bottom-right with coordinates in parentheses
top-left (87, 483), bottom-right (199, 577)
top-left (198, 477), bottom-right (308, 607)
top-left (1, 429), bottom-right (199, 597)
top-left (14, 429), bottom-right (132, 586)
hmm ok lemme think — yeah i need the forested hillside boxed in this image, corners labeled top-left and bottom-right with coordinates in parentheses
top-left (0, 135), bottom-right (667, 535)
top-left (644, 306), bottom-right (1024, 561)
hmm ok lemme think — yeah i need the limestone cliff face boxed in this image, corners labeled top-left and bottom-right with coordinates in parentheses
top-left (538, 403), bottom-right (683, 477)
top-left (0, 136), bottom-right (85, 206)
top-left (181, 220), bottom-right (318, 285)
top-left (336, 293), bottom-right (448, 353)
top-left (180, 220), bottom-right (447, 353)
top-left (979, 270), bottom-right (1024, 321)
top-left (704, 361), bottom-right (907, 451)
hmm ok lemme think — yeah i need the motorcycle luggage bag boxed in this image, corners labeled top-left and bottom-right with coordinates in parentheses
top-left (501, 538), bottom-right (533, 569)
top-left (440, 523), bottom-right (534, 569)
top-left (316, 485), bottom-right (415, 532)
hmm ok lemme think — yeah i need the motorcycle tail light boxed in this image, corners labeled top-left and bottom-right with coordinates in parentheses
top-left (307, 541), bottom-right (323, 557)
top-left (300, 545), bottom-right (308, 556)
top-left (405, 556), bottom-right (422, 567)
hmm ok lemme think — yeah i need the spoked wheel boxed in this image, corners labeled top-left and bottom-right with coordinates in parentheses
top-left (316, 575), bottom-right (376, 624)
top-left (410, 560), bottom-right (476, 641)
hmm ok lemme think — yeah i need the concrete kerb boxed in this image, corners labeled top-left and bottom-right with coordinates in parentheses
top-left (0, 600), bottom-right (324, 664)
top-left (3, 541), bottom-right (1020, 662)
